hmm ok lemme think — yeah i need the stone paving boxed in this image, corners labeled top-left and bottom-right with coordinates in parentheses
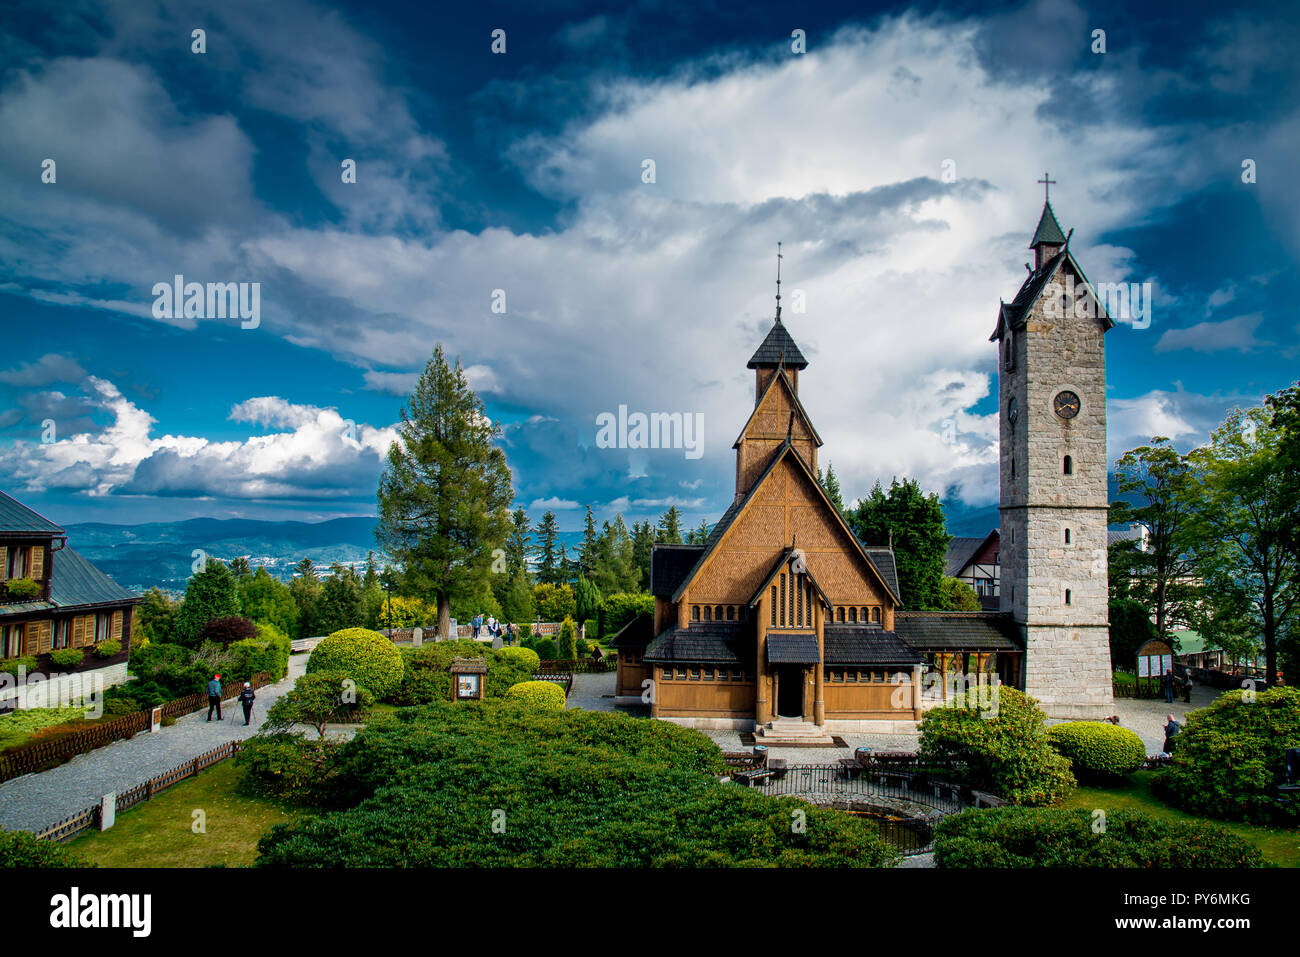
top-left (0, 653), bottom-right (310, 833)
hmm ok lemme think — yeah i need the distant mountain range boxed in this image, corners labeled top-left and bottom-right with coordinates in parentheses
top-left (68, 500), bottom-right (1005, 594)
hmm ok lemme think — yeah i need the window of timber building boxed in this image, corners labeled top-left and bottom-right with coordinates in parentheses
top-left (661, 668), bottom-right (673, 681)
top-left (872, 607), bottom-right (881, 623)
top-left (715, 605), bottom-right (723, 621)
top-left (702, 668), bottom-right (713, 680)
top-left (6, 546), bottom-right (31, 579)
top-left (770, 587), bottom-right (778, 625)
top-left (726, 606), bottom-right (735, 621)
top-left (849, 607), bottom-right (858, 623)
top-left (0, 623), bottom-right (26, 657)
top-left (96, 613), bottom-right (111, 642)
top-left (692, 605), bottom-right (700, 621)
top-left (688, 669), bottom-right (701, 681)
top-left (779, 574), bottom-right (786, 626)
top-left (703, 606), bottom-right (712, 622)
top-left (52, 618), bottom-right (70, 650)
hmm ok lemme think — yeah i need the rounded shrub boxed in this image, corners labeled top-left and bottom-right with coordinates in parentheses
top-left (506, 680), bottom-right (566, 711)
top-left (935, 806), bottom-right (1264, 868)
top-left (0, 827), bottom-right (91, 867)
top-left (306, 628), bottom-right (404, 700)
top-left (1048, 721), bottom-right (1146, 780)
top-left (918, 685), bottom-right (1075, 806)
top-left (49, 648), bottom-right (85, 668)
top-left (1154, 686), bottom-right (1300, 823)
top-left (0, 656), bottom-right (39, 677)
top-left (199, 615), bottom-right (259, 647)
top-left (93, 639), bottom-right (122, 659)
top-left (3, 578), bottom-right (41, 601)
top-left (497, 646), bottom-right (540, 673)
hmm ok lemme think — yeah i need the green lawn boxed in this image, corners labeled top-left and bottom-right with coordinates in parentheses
top-left (1062, 771), bottom-right (1300, 867)
top-left (69, 760), bottom-right (304, 868)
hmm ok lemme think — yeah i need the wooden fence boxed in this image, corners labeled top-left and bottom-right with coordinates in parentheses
top-left (34, 740), bottom-right (244, 843)
top-left (537, 657), bottom-right (618, 675)
top-left (0, 671), bottom-right (274, 784)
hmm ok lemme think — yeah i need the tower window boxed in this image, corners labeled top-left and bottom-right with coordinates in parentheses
top-left (1065, 589), bottom-right (1072, 606)
top-left (1064, 528), bottom-right (1071, 545)
top-left (1063, 455), bottom-right (1074, 475)
top-left (1011, 458), bottom-right (1015, 479)
top-left (771, 587), bottom-right (777, 626)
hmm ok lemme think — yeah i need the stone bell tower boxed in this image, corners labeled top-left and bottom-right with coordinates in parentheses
top-left (991, 177), bottom-right (1115, 720)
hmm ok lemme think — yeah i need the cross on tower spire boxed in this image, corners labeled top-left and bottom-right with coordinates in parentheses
top-left (774, 241), bottom-right (783, 322)
top-left (1037, 172), bottom-right (1056, 202)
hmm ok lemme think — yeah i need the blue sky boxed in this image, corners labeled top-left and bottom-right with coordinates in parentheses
top-left (0, 0), bottom-right (1296, 530)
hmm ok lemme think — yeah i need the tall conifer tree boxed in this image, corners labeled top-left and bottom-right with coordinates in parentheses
top-left (376, 344), bottom-right (514, 637)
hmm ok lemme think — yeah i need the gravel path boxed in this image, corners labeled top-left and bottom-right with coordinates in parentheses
top-left (566, 672), bottom-right (622, 713)
top-left (1108, 680), bottom-right (1218, 755)
top-left (0, 654), bottom-right (309, 833)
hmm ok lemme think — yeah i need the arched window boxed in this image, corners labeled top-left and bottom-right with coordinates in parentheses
top-left (703, 605), bottom-right (712, 621)
top-left (714, 605), bottom-right (724, 622)
top-left (871, 606), bottom-right (881, 623)
top-left (1064, 588), bottom-right (1072, 606)
top-left (779, 574), bottom-right (787, 627)
top-left (726, 606), bottom-right (735, 621)
top-left (1063, 455), bottom-right (1074, 475)
top-left (860, 606), bottom-right (869, 622)
top-left (770, 587), bottom-right (777, 626)
top-left (1004, 330), bottom-right (1015, 371)
top-left (692, 605), bottom-right (700, 621)
top-left (849, 607), bottom-right (858, 623)
top-left (1064, 528), bottom-right (1072, 545)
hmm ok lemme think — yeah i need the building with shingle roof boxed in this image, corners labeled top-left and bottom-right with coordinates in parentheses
top-left (615, 266), bottom-right (1026, 735)
top-left (1, 490), bottom-right (140, 708)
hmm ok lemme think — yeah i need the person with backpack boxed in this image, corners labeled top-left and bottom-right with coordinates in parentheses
top-left (238, 682), bottom-right (256, 726)
top-left (1163, 714), bottom-right (1181, 755)
top-left (206, 674), bottom-right (223, 722)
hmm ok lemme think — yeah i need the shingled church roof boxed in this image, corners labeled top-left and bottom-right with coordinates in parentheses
top-left (746, 318), bottom-right (808, 369)
top-left (1029, 201), bottom-right (1068, 248)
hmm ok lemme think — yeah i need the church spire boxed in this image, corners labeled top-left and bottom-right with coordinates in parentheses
top-left (1029, 173), bottom-right (1067, 268)
top-left (775, 241), bottom-right (783, 322)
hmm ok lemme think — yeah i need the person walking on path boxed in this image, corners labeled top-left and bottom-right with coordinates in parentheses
top-left (206, 674), bottom-right (223, 722)
top-left (1162, 671), bottom-right (1174, 703)
top-left (238, 682), bottom-right (256, 726)
top-left (472, 613), bottom-right (482, 639)
top-left (1163, 713), bottom-right (1181, 755)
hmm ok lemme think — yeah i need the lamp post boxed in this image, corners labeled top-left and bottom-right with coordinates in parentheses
top-left (380, 571), bottom-right (395, 640)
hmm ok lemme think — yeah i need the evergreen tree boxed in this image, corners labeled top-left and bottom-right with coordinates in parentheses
top-left (632, 520), bottom-right (655, 591)
top-left (657, 506), bottom-right (683, 544)
top-left (846, 478), bottom-right (950, 610)
top-left (506, 508), bottom-right (532, 576)
top-left (136, 587), bottom-right (181, 643)
top-left (574, 576), bottom-right (601, 624)
top-left (318, 563), bottom-right (365, 634)
top-left (376, 344), bottom-right (515, 638)
top-left (361, 552), bottom-right (385, 629)
top-left (580, 506), bottom-right (599, 575)
top-left (229, 556), bottom-right (252, 579)
top-left (687, 519), bottom-right (710, 545)
top-left (238, 567), bottom-right (300, 638)
top-left (289, 558), bottom-right (323, 639)
top-left (499, 567), bottom-right (535, 623)
top-left (174, 559), bottom-right (241, 647)
top-left (534, 511), bottom-right (561, 585)
top-left (819, 462), bottom-right (846, 517)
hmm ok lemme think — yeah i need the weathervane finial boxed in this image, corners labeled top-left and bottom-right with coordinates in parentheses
top-left (775, 241), bottom-right (783, 322)
top-left (1037, 172), bottom-right (1057, 203)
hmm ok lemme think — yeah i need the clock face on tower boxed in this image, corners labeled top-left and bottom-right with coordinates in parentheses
top-left (1054, 390), bottom-right (1081, 419)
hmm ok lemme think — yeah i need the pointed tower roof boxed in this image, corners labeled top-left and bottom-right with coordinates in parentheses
top-left (746, 319), bottom-right (808, 369)
top-left (1029, 201), bottom-right (1068, 248)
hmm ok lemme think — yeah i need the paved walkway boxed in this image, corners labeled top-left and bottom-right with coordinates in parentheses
top-left (0, 654), bottom-right (308, 833)
top-left (566, 672), bottom-right (621, 712)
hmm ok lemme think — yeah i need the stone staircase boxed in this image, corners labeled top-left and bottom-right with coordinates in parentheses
top-left (754, 719), bottom-right (838, 747)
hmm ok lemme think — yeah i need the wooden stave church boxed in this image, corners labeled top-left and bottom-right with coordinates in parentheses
top-left (613, 285), bottom-right (1024, 734)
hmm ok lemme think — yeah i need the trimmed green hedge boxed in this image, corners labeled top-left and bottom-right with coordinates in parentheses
top-left (254, 700), bottom-right (899, 867)
top-left (507, 680), bottom-right (566, 711)
top-left (388, 639), bottom-right (535, 706)
top-left (306, 628), bottom-right (404, 699)
top-left (918, 686), bottom-right (1075, 805)
top-left (935, 806), bottom-right (1265, 868)
top-left (1048, 721), bottom-right (1146, 780)
top-left (1154, 686), bottom-right (1300, 823)
top-left (497, 646), bottom-right (540, 673)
